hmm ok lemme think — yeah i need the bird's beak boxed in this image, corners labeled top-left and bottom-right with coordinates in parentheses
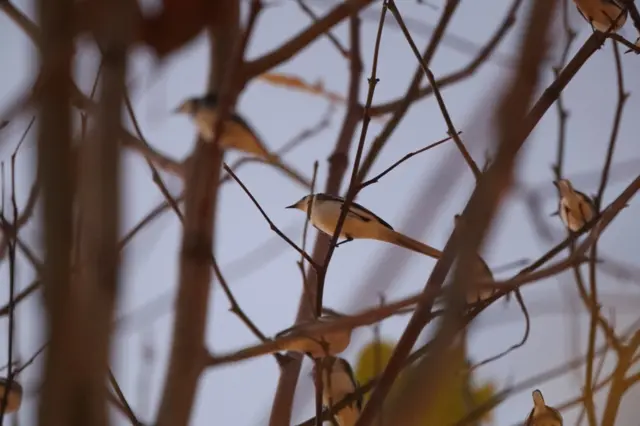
top-left (552, 180), bottom-right (559, 189)
top-left (173, 106), bottom-right (185, 114)
top-left (285, 203), bottom-right (298, 210)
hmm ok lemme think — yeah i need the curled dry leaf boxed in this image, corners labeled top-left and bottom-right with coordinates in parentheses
top-left (73, 0), bottom-right (219, 58)
top-left (257, 72), bottom-right (346, 103)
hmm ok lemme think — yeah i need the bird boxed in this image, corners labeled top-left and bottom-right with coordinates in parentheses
top-left (174, 93), bottom-right (310, 188)
top-left (209, 310), bottom-right (352, 364)
top-left (311, 356), bottom-right (362, 426)
top-left (525, 389), bottom-right (563, 426)
top-left (286, 193), bottom-right (442, 259)
top-left (573, 0), bottom-right (627, 33)
top-left (553, 179), bottom-right (597, 233)
top-left (452, 214), bottom-right (498, 305)
top-left (0, 377), bottom-right (23, 414)
top-left (274, 310), bottom-right (352, 358)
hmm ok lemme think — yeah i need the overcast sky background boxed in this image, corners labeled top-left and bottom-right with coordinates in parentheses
top-left (1, 0), bottom-right (640, 425)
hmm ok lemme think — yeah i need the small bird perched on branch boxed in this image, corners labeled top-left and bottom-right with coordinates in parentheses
top-left (174, 93), bottom-right (310, 188)
top-left (286, 193), bottom-right (442, 258)
top-left (553, 179), bottom-right (597, 233)
top-left (274, 309), bottom-right (353, 358)
top-left (452, 214), bottom-right (499, 305)
top-left (0, 377), bottom-right (23, 414)
top-left (573, 0), bottom-right (627, 33)
top-left (524, 389), bottom-right (563, 426)
top-left (311, 356), bottom-right (362, 426)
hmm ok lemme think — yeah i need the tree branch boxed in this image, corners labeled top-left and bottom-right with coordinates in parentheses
top-left (243, 0), bottom-right (374, 80)
top-left (268, 7), bottom-right (365, 425)
top-left (155, 1), bottom-right (239, 424)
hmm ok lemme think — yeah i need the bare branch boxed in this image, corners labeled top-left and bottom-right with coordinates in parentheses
top-left (223, 164), bottom-right (319, 269)
top-left (355, 0), bottom-right (463, 185)
top-left (243, 0), bottom-right (374, 79)
top-left (35, 0), bottom-right (77, 422)
top-left (155, 1), bottom-right (239, 424)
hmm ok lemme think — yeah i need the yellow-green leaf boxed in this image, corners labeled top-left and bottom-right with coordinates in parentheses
top-left (354, 340), bottom-right (395, 403)
top-left (353, 339), bottom-right (497, 425)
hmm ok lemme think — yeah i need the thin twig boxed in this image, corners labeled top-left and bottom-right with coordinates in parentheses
top-left (316, 4), bottom-right (384, 318)
top-left (359, 133), bottom-right (456, 189)
top-left (243, 0), bottom-right (375, 80)
top-left (550, 0), bottom-right (576, 181)
top-left (295, 0), bottom-right (349, 58)
top-left (386, 0), bottom-right (479, 181)
top-left (223, 164), bottom-right (319, 268)
top-left (155, 0), bottom-right (240, 423)
top-left (108, 369), bottom-right (143, 426)
top-left (466, 289), bottom-right (530, 373)
top-left (268, 6), bottom-right (367, 422)
top-left (582, 39), bottom-right (628, 426)
top-left (298, 161), bottom-right (319, 314)
top-left (0, 136), bottom-right (20, 424)
top-left (356, 0), bottom-right (463, 184)
top-left (355, 2), bottom-right (558, 424)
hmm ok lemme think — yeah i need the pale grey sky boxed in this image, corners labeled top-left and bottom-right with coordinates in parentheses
top-left (1, 0), bottom-right (640, 425)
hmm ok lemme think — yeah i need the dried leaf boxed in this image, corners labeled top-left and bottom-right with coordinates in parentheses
top-left (257, 73), bottom-right (346, 104)
top-left (140, 0), bottom-right (217, 57)
top-left (73, 0), bottom-right (218, 58)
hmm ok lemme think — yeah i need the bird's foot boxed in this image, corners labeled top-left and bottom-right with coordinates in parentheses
top-left (335, 237), bottom-right (354, 248)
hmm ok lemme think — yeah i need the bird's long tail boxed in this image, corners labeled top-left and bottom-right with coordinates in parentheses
top-left (384, 229), bottom-right (442, 259)
top-left (262, 153), bottom-right (312, 189)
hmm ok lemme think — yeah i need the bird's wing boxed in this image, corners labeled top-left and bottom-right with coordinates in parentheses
top-left (313, 193), bottom-right (395, 230)
top-left (275, 315), bottom-right (336, 339)
top-left (476, 255), bottom-right (494, 281)
top-left (200, 92), bottom-right (219, 106)
top-left (576, 190), bottom-right (597, 211)
top-left (524, 409), bottom-right (534, 426)
top-left (338, 359), bottom-right (363, 411)
top-left (199, 91), bottom-right (268, 149)
top-left (275, 322), bottom-right (309, 338)
top-left (574, 3), bottom-right (589, 22)
top-left (549, 406), bottom-right (563, 422)
top-left (230, 112), bottom-right (263, 142)
top-left (348, 203), bottom-right (395, 230)
top-left (609, 0), bottom-right (626, 9)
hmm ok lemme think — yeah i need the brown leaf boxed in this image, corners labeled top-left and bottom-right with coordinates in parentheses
top-left (73, 0), bottom-right (219, 58)
top-left (140, 0), bottom-right (216, 57)
top-left (257, 72), bottom-right (346, 104)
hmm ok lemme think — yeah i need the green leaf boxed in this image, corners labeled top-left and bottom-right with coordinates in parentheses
top-left (353, 339), bottom-right (497, 425)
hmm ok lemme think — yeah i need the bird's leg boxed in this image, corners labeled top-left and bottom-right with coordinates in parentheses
top-left (625, 36), bottom-right (640, 54)
top-left (335, 236), bottom-right (354, 248)
top-left (576, 5), bottom-right (596, 32)
top-left (275, 353), bottom-right (295, 369)
top-left (576, 6), bottom-right (597, 32)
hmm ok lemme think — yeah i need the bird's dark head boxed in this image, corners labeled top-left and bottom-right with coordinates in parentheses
top-left (286, 194), bottom-right (313, 212)
top-left (553, 178), bottom-right (573, 196)
top-left (174, 98), bottom-right (199, 116)
top-left (532, 389), bottom-right (545, 406)
top-left (174, 93), bottom-right (219, 116)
